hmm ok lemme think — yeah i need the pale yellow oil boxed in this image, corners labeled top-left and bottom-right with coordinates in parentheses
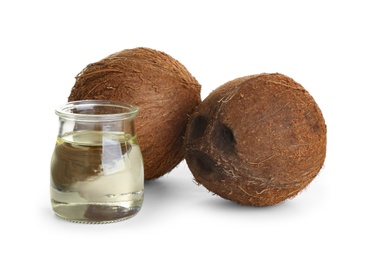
top-left (50, 131), bottom-right (144, 223)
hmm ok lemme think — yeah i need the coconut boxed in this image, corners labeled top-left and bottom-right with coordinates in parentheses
top-left (184, 73), bottom-right (326, 206)
top-left (68, 47), bottom-right (201, 180)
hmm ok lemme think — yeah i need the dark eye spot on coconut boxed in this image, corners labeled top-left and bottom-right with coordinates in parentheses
top-left (189, 115), bottom-right (208, 139)
top-left (187, 151), bottom-right (223, 181)
top-left (212, 122), bottom-right (236, 154)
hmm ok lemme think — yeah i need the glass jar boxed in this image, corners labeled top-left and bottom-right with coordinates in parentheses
top-left (50, 100), bottom-right (144, 223)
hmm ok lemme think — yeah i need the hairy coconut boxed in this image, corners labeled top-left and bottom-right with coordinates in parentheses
top-left (185, 73), bottom-right (326, 206)
top-left (68, 47), bottom-right (201, 180)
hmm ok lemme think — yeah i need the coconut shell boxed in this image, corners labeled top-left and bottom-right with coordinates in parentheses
top-left (185, 73), bottom-right (326, 206)
top-left (68, 47), bottom-right (201, 180)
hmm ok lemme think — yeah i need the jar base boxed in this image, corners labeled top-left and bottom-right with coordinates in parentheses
top-left (51, 200), bottom-right (143, 224)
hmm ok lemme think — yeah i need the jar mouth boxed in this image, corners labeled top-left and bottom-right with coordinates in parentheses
top-left (56, 100), bottom-right (139, 122)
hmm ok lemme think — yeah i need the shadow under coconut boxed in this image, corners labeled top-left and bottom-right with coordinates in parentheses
top-left (141, 178), bottom-right (177, 219)
top-left (197, 192), bottom-right (299, 213)
top-left (144, 179), bottom-right (171, 201)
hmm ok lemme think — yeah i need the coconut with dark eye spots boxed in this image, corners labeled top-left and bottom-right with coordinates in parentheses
top-left (184, 73), bottom-right (327, 206)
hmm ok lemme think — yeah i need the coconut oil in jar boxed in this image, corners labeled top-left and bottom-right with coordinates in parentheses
top-left (50, 100), bottom-right (144, 223)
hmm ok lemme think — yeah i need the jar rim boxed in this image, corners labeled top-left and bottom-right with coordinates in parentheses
top-left (55, 100), bottom-right (139, 122)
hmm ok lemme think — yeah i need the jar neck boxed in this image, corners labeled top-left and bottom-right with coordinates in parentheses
top-left (57, 117), bottom-right (136, 137)
top-left (55, 100), bottom-right (139, 137)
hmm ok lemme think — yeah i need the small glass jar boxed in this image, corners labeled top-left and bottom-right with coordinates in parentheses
top-left (50, 100), bottom-right (144, 223)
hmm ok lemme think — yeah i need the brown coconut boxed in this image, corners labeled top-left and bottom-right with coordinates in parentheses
top-left (68, 47), bottom-right (201, 180)
top-left (184, 73), bottom-right (326, 206)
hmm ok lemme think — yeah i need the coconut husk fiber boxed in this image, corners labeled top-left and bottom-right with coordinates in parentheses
top-left (184, 73), bottom-right (327, 206)
top-left (69, 47), bottom-right (201, 180)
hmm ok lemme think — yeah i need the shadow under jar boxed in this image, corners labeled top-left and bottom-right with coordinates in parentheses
top-left (50, 100), bottom-right (144, 224)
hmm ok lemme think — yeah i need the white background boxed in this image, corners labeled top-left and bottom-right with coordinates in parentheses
top-left (1, 0), bottom-right (374, 259)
